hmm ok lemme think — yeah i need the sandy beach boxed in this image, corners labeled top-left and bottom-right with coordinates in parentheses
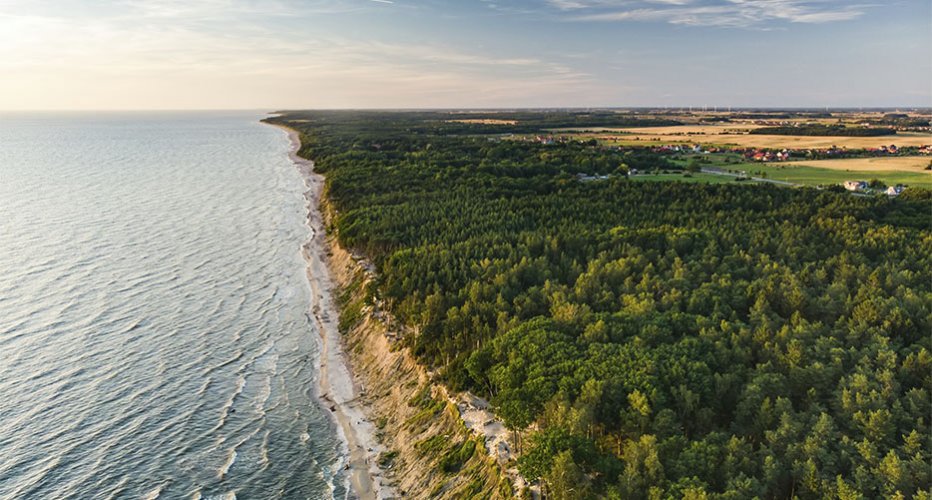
top-left (274, 124), bottom-right (392, 500)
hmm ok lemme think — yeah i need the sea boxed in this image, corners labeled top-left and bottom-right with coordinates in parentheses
top-left (0, 111), bottom-right (348, 499)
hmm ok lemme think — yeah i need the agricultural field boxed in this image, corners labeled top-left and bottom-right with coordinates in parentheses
top-left (545, 112), bottom-right (931, 188)
top-left (549, 110), bottom-right (930, 149)
top-left (595, 128), bottom-right (931, 149)
top-left (628, 171), bottom-right (755, 185)
top-left (663, 152), bottom-right (931, 188)
top-left (746, 163), bottom-right (932, 188)
top-left (448, 118), bottom-right (518, 125)
top-left (786, 155), bottom-right (932, 172)
top-left (742, 164), bottom-right (931, 188)
top-left (551, 124), bottom-right (764, 134)
top-left (603, 124), bottom-right (762, 135)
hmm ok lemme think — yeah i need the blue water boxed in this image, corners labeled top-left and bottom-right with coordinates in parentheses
top-left (0, 112), bottom-right (348, 499)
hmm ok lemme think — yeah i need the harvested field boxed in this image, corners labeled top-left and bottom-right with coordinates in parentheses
top-left (604, 129), bottom-right (931, 149)
top-left (786, 156), bottom-right (932, 173)
top-left (448, 119), bottom-right (517, 125)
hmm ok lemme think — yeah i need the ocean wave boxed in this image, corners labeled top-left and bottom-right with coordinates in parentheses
top-left (0, 113), bottom-right (345, 499)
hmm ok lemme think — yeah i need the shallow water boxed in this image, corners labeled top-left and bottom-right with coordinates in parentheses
top-left (0, 111), bottom-right (347, 499)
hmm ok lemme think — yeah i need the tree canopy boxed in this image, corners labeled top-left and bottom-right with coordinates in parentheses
top-left (267, 111), bottom-right (931, 499)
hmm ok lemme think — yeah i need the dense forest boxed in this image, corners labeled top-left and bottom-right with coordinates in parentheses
top-left (266, 111), bottom-right (931, 499)
top-left (750, 124), bottom-right (896, 137)
top-left (872, 114), bottom-right (931, 129)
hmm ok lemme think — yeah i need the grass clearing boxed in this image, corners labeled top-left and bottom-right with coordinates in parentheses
top-left (629, 172), bottom-right (752, 184)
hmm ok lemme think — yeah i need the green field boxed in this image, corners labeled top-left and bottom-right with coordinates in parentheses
top-left (597, 137), bottom-right (741, 149)
top-left (741, 163), bottom-right (932, 188)
top-left (629, 172), bottom-right (752, 184)
top-left (671, 154), bottom-right (932, 189)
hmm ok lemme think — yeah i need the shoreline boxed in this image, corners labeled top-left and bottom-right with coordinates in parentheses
top-left (273, 123), bottom-right (391, 499)
top-left (269, 120), bottom-right (519, 498)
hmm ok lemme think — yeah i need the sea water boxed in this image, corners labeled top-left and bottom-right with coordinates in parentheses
top-left (0, 111), bottom-right (347, 499)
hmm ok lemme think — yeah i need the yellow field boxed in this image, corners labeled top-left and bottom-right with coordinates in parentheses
top-left (552, 124), bottom-right (760, 134)
top-left (713, 134), bottom-right (930, 149)
top-left (448, 119), bottom-right (517, 125)
top-left (595, 127), bottom-right (932, 149)
top-left (786, 156), bottom-right (932, 173)
top-left (612, 124), bottom-right (762, 135)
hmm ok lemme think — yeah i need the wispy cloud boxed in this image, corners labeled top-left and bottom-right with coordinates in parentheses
top-left (545, 0), bottom-right (869, 27)
top-left (0, 0), bottom-right (923, 109)
top-left (0, 0), bottom-right (597, 108)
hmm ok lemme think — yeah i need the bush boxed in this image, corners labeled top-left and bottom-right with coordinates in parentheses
top-left (439, 439), bottom-right (477, 473)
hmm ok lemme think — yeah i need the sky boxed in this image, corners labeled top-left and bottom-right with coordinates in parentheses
top-left (0, 0), bottom-right (929, 110)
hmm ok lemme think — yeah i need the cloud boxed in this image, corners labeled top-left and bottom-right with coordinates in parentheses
top-left (545, 0), bottom-right (868, 27)
top-left (0, 0), bottom-right (598, 109)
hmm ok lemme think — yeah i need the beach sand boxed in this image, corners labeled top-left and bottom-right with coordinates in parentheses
top-left (274, 124), bottom-right (392, 500)
top-left (271, 121), bottom-right (520, 498)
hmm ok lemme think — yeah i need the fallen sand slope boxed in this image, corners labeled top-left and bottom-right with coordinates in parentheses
top-left (320, 213), bottom-right (517, 499)
top-left (272, 121), bottom-right (519, 498)
top-left (275, 124), bottom-right (393, 499)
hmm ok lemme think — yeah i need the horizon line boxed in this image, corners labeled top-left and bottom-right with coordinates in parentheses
top-left (2, 106), bottom-right (930, 113)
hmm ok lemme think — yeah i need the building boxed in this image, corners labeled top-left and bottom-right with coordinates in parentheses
top-left (885, 185), bottom-right (905, 196)
top-left (844, 180), bottom-right (868, 192)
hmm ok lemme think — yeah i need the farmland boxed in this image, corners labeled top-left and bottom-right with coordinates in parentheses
top-left (591, 128), bottom-right (931, 149)
top-left (743, 162), bottom-right (932, 188)
top-left (786, 155), bottom-right (932, 172)
top-left (532, 110), bottom-right (932, 189)
top-left (549, 111), bottom-right (930, 150)
top-left (628, 171), bottom-right (748, 184)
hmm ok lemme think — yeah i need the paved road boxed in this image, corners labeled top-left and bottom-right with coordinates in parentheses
top-left (701, 167), bottom-right (797, 186)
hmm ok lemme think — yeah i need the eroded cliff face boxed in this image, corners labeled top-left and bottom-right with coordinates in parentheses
top-left (320, 197), bottom-right (514, 499)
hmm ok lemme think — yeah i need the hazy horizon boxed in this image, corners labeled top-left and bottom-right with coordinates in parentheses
top-left (3, 106), bottom-right (931, 113)
top-left (1, 0), bottom-right (929, 110)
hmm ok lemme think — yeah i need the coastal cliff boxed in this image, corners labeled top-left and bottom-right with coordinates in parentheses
top-left (321, 197), bottom-right (513, 498)
top-left (277, 122), bottom-right (516, 499)
top-left (271, 112), bottom-right (932, 500)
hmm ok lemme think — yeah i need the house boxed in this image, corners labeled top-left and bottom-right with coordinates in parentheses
top-left (576, 173), bottom-right (609, 182)
top-left (885, 185), bottom-right (905, 196)
top-left (844, 180), bottom-right (868, 192)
